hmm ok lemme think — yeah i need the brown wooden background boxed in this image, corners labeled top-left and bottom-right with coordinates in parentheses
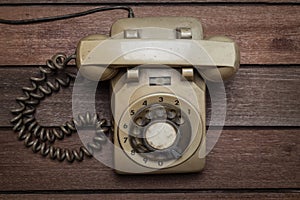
top-left (0, 1), bottom-right (299, 199)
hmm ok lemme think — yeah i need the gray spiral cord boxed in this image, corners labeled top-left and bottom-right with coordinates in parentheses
top-left (1, 6), bottom-right (136, 163)
top-left (10, 53), bottom-right (110, 162)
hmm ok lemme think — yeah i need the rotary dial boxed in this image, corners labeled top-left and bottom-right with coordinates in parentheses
top-left (117, 94), bottom-right (201, 169)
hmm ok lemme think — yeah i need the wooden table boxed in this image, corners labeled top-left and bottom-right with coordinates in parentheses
top-left (0, 1), bottom-right (299, 199)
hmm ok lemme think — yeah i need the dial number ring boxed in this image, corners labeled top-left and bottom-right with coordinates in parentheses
top-left (118, 94), bottom-right (202, 169)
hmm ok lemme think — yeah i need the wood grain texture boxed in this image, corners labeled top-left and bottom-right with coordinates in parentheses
top-left (0, 128), bottom-right (299, 191)
top-left (0, 2), bottom-right (299, 199)
top-left (1, 193), bottom-right (300, 200)
top-left (1, 0), bottom-right (300, 4)
top-left (1, 66), bottom-right (299, 127)
top-left (0, 5), bottom-right (299, 65)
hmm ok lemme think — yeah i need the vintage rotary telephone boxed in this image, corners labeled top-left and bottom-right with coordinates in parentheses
top-left (2, 6), bottom-right (239, 174)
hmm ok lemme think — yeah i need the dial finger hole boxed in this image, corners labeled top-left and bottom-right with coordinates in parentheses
top-left (135, 144), bottom-right (148, 153)
top-left (131, 125), bottom-right (142, 137)
top-left (135, 117), bottom-right (147, 126)
top-left (155, 107), bottom-right (167, 118)
top-left (167, 109), bottom-right (177, 119)
top-left (174, 116), bottom-right (185, 125)
top-left (145, 110), bottom-right (154, 120)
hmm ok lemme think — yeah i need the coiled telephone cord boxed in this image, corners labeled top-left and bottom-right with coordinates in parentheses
top-left (10, 53), bottom-right (110, 162)
top-left (2, 6), bottom-right (136, 162)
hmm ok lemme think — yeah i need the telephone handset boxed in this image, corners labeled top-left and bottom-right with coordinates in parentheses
top-left (76, 17), bottom-right (239, 174)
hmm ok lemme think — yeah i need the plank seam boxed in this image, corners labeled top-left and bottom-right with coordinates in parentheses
top-left (0, 188), bottom-right (299, 195)
top-left (0, 2), bottom-right (300, 6)
top-left (1, 64), bottom-right (300, 68)
top-left (1, 126), bottom-right (300, 130)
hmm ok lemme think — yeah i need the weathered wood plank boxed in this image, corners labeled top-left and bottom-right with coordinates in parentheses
top-left (0, 128), bottom-right (298, 191)
top-left (1, 66), bottom-right (299, 127)
top-left (1, 0), bottom-right (299, 4)
top-left (1, 193), bottom-right (299, 200)
top-left (0, 5), bottom-right (299, 65)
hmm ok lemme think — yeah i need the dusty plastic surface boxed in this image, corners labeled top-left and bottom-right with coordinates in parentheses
top-left (76, 17), bottom-right (239, 174)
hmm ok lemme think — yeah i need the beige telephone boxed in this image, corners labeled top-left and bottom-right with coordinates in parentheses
top-left (76, 17), bottom-right (239, 174)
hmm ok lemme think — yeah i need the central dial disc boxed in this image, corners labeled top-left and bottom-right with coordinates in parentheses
top-left (144, 122), bottom-right (177, 150)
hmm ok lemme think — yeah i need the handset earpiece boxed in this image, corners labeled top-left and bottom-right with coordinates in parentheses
top-left (198, 36), bottom-right (240, 82)
top-left (76, 34), bottom-right (119, 81)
